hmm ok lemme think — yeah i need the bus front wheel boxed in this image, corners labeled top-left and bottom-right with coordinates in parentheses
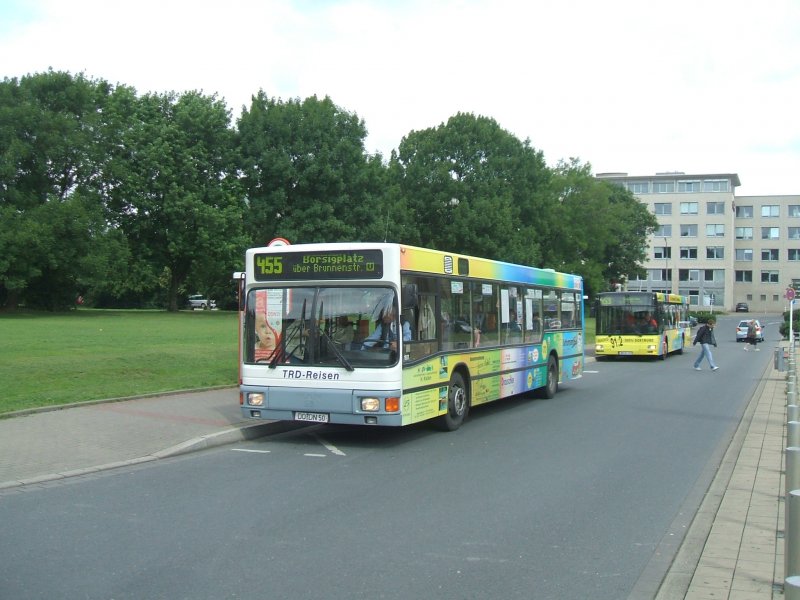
top-left (438, 372), bottom-right (469, 431)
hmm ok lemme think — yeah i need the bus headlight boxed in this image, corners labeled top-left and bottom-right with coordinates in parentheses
top-left (595, 344), bottom-right (604, 352)
top-left (647, 345), bottom-right (657, 352)
top-left (248, 392), bottom-right (265, 406)
top-left (361, 397), bottom-right (380, 412)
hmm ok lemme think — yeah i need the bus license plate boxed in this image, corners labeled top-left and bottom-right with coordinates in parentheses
top-left (294, 412), bottom-right (329, 423)
top-left (619, 351), bottom-right (633, 356)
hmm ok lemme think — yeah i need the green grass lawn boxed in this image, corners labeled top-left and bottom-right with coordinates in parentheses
top-left (0, 309), bottom-right (238, 415)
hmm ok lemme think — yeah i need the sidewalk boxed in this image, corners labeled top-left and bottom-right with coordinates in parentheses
top-left (0, 357), bottom-right (790, 598)
top-left (0, 388), bottom-right (292, 489)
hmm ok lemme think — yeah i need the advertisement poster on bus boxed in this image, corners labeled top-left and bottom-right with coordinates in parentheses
top-left (254, 289), bottom-right (284, 361)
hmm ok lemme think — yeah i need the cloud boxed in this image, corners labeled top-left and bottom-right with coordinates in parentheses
top-left (1, 0), bottom-right (799, 195)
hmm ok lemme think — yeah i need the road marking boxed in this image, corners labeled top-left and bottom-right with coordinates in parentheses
top-left (584, 370), bottom-right (600, 373)
top-left (314, 434), bottom-right (347, 456)
top-left (231, 448), bottom-right (271, 454)
top-left (304, 453), bottom-right (327, 457)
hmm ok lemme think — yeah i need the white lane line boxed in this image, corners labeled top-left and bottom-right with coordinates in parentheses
top-left (583, 370), bottom-right (600, 373)
top-left (231, 448), bottom-right (271, 454)
top-left (314, 434), bottom-right (347, 456)
top-left (304, 453), bottom-right (327, 457)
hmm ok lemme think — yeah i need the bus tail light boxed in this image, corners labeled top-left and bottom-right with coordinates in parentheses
top-left (385, 397), bottom-right (400, 412)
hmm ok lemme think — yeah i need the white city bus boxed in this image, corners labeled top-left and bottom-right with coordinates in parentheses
top-left (237, 242), bottom-right (584, 431)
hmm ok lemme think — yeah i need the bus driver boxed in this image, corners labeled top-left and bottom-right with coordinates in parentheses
top-left (362, 305), bottom-right (412, 351)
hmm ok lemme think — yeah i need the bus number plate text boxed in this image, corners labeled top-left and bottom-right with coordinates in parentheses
top-left (294, 412), bottom-right (329, 423)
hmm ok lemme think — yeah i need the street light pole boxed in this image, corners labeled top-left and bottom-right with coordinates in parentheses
top-left (662, 236), bottom-right (670, 294)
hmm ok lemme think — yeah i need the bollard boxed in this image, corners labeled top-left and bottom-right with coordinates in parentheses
top-left (787, 575), bottom-right (800, 600)
top-left (788, 490), bottom-right (800, 579)
top-left (778, 347), bottom-right (788, 372)
top-left (790, 391), bottom-right (798, 407)
top-left (787, 448), bottom-right (800, 497)
top-left (790, 422), bottom-right (800, 449)
top-left (790, 405), bottom-right (800, 422)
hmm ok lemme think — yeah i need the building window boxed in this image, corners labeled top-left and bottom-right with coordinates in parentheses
top-left (654, 181), bottom-right (675, 193)
top-left (680, 224), bottom-right (698, 237)
top-left (735, 227), bottom-right (753, 240)
top-left (704, 269), bottom-right (723, 282)
top-left (789, 227), bottom-right (800, 240)
top-left (650, 269), bottom-right (671, 281)
top-left (761, 205), bottom-right (780, 218)
top-left (680, 247), bottom-right (698, 259)
top-left (706, 247), bottom-right (724, 259)
top-left (654, 246), bottom-right (672, 259)
top-left (678, 180), bottom-right (701, 193)
top-left (655, 224), bottom-right (672, 237)
top-left (654, 202), bottom-right (672, 215)
top-left (761, 270), bottom-right (780, 283)
top-left (735, 270), bottom-right (753, 282)
top-left (761, 249), bottom-right (779, 261)
top-left (705, 224), bottom-right (724, 237)
top-left (761, 227), bottom-right (780, 240)
top-left (628, 182), bottom-right (650, 194)
top-left (679, 269), bottom-right (700, 281)
top-left (789, 249), bottom-right (800, 261)
top-left (789, 205), bottom-right (800, 218)
top-left (735, 249), bottom-right (753, 261)
top-left (703, 180), bottom-right (729, 192)
top-left (706, 202), bottom-right (725, 214)
top-left (680, 202), bottom-right (699, 215)
top-left (735, 205), bottom-right (753, 218)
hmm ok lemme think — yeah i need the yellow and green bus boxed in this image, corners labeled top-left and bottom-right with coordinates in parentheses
top-left (237, 242), bottom-right (585, 431)
top-left (594, 291), bottom-right (689, 359)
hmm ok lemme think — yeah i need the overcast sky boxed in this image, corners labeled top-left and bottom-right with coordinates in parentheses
top-left (2, 0), bottom-right (798, 196)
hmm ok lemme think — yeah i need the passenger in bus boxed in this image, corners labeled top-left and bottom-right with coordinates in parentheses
top-left (362, 306), bottom-right (412, 351)
top-left (331, 315), bottom-right (355, 347)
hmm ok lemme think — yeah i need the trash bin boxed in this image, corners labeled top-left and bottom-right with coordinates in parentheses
top-left (777, 347), bottom-right (787, 372)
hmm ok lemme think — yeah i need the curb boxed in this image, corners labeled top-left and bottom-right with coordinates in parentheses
top-left (0, 420), bottom-right (304, 491)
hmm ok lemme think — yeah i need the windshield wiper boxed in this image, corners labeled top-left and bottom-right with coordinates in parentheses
top-left (318, 329), bottom-right (354, 371)
top-left (269, 298), bottom-right (307, 368)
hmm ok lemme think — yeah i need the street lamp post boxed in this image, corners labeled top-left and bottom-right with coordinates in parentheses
top-left (662, 236), bottom-right (670, 294)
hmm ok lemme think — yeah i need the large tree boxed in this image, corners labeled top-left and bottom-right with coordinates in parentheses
top-left (237, 92), bottom-right (386, 246)
top-left (0, 71), bottom-right (121, 310)
top-left (389, 112), bottom-right (551, 265)
top-left (106, 90), bottom-right (246, 311)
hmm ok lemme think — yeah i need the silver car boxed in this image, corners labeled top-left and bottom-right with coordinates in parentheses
top-left (187, 294), bottom-right (216, 310)
top-left (736, 319), bottom-right (763, 342)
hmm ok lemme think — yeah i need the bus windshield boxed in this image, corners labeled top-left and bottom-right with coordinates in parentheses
top-left (245, 286), bottom-right (400, 368)
top-left (597, 303), bottom-right (662, 335)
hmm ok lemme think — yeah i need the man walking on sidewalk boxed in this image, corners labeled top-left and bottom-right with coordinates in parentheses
top-left (693, 317), bottom-right (719, 371)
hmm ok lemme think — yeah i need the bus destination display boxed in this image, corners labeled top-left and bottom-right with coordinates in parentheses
top-left (253, 250), bottom-right (384, 281)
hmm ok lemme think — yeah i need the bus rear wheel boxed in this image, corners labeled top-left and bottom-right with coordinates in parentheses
top-left (438, 372), bottom-right (469, 431)
top-left (536, 355), bottom-right (558, 399)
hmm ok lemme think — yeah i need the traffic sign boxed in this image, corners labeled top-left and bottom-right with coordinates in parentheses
top-left (788, 287), bottom-right (796, 301)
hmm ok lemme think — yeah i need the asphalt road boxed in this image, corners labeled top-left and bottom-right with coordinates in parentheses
top-left (0, 314), bottom-right (778, 599)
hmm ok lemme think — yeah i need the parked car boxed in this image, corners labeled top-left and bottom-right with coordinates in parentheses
top-left (736, 319), bottom-right (764, 342)
top-left (187, 294), bottom-right (216, 310)
top-left (735, 302), bottom-right (749, 312)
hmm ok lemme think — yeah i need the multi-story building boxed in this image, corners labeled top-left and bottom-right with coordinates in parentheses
top-left (596, 172), bottom-right (800, 313)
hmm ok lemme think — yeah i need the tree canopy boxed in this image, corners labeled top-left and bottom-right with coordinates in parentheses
top-left (1, 70), bottom-right (654, 310)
